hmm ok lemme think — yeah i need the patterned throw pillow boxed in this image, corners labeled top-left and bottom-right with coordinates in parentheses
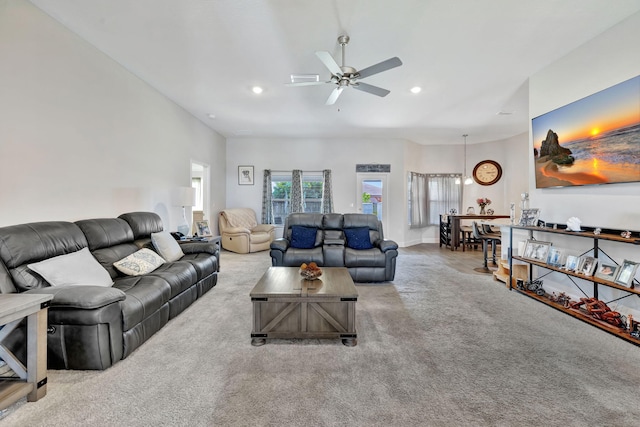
top-left (344, 227), bottom-right (374, 250)
top-left (114, 249), bottom-right (166, 276)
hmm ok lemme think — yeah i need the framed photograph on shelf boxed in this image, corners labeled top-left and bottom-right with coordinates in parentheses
top-left (238, 165), bottom-right (254, 185)
top-left (614, 260), bottom-right (639, 287)
top-left (547, 248), bottom-right (564, 267)
top-left (564, 255), bottom-right (579, 272)
top-left (518, 208), bottom-right (541, 226)
top-left (195, 220), bottom-right (212, 237)
top-left (594, 262), bottom-right (618, 282)
top-left (522, 240), bottom-right (552, 262)
top-left (577, 256), bottom-right (597, 276)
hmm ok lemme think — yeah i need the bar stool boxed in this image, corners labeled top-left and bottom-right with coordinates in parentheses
top-left (482, 224), bottom-right (495, 235)
top-left (472, 221), bottom-right (500, 272)
top-left (482, 223), bottom-right (502, 243)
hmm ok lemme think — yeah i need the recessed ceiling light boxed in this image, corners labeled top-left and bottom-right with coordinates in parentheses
top-left (410, 86), bottom-right (422, 94)
top-left (252, 86), bottom-right (263, 94)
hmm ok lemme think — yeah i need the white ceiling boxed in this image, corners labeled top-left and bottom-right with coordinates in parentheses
top-left (30, 0), bottom-right (640, 145)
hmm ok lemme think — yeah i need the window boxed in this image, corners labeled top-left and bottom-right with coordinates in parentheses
top-left (408, 173), bottom-right (461, 228)
top-left (301, 172), bottom-right (324, 213)
top-left (271, 172), bottom-right (324, 225)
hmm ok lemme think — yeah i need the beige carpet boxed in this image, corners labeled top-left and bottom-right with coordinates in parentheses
top-left (3, 245), bottom-right (640, 426)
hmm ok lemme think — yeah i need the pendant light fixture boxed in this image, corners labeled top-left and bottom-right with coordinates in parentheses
top-left (463, 134), bottom-right (473, 185)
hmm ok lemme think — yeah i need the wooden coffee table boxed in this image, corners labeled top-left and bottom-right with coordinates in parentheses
top-left (250, 267), bottom-right (358, 346)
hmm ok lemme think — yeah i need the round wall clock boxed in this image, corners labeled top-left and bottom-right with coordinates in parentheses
top-left (472, 160), bottom-right (502, 186)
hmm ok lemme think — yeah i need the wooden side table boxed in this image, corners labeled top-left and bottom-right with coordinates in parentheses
top-left (0, 293), bottom-right (53, 410)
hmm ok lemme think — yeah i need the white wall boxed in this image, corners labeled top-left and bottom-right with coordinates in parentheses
top-left (225, 137), bottom-right (408, 241)
top-left (226, 134), bottom-right (527, 246)
top-left (0, 0), bottom-right (226, 230)
top-left (527, 11), bottom-right (640, 316)
top-left (0, 0), bottom-right (527, 245)
top-left (463, 132), bottom-right (529, 218)
top-left (405, 132), bottom-right (529, 246)
top-left (529, 11), bottom-right (640, 228)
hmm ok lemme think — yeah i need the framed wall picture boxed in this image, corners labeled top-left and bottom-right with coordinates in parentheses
top-left (594, 262), bottom-right (619, 282)
top-left (522, 240), bottom-right (552, 262)
top-left (518, 208), bottom-right (540, 226)
top-left (532, 75), bottom-right (640, 189)
top-left (195, 220), bottom-right (212, 237)
top-left (238, 166), bottom-right (254, 185)
top-left (614, 260), bottom-right (639, 287)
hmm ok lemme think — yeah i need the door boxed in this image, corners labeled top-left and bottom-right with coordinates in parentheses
top-left (191, 161), bottom-right (210, 234)
top-left (356, 174), bottom-right (388, 235)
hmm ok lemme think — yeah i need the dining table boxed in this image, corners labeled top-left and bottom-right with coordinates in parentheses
top-left (446, 214), bottom-right (510, 251)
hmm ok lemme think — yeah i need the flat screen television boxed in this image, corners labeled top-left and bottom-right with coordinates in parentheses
top-left (531, 74), bottom-right (640, 188)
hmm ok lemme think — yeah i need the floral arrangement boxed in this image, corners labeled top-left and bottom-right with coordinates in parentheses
top-left (476, 197), bottom-right (492, 208)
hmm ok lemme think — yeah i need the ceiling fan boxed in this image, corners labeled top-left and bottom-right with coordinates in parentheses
top-left (287, 35), bottom-right (403, 105)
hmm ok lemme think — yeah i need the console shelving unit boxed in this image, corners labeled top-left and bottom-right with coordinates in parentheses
top-left (507, 225), bottom-right (640, 346)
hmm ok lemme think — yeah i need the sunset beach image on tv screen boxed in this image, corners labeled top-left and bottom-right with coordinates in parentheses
top-left (532, 75), bottom-right (640, 189)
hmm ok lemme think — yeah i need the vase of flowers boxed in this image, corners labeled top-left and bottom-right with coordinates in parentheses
top-left (477, 197), bottom-right (491, 215)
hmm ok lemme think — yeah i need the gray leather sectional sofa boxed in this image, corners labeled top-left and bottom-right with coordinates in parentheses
top-left (270, 213), bottom-right (398, 282)
top-left (0, 212), bottom-right (219, 370)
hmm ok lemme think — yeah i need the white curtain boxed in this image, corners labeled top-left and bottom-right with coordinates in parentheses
top-left (409, 172), bottom-right (428, 229)
top-left (426, 174), bottom-right (462, 225)
top-left (409, 172), bottom-right (462, 228)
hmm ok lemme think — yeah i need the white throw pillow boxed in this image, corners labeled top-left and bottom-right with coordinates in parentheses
top-left (113, 248), bottom-right (166, 276)
top-left (151, 231), bottom-right (184, 262)
top-left (28, 247), bottom-right (113, 287)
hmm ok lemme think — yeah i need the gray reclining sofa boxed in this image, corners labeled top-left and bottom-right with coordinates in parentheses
top-left (0, 212), bottom-right (219, 370)
top-left (270, 213), bottom-right (398, 282)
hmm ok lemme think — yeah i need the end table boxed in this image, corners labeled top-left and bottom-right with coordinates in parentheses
top-left (0, 293), bottom-right (53, 410)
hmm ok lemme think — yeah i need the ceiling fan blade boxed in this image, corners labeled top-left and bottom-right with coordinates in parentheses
top-left (285, 81), bottom-right (331, 87)
top-left (325, 87), bottom-right (344, 105)
top-left (352, 82), bottom-right (390, 97)
top-left (315, 51), bottom-right (343, 76)
top-left (356, 57), bottom-right (403, 79)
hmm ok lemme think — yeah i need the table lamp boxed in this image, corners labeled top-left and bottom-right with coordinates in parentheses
top-left (173, 187), bottom-right (196, 237)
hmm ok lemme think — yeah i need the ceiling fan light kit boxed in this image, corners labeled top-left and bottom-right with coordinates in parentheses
top-left (290, 74), bottom-right (319, 83)
top-left (287, 35), bottom-right (403, 105)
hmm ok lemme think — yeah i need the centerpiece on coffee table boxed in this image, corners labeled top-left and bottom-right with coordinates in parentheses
top-left (300, 262), bottom-right (322, 280)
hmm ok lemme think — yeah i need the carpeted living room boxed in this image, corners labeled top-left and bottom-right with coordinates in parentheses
top-left (2, 1), bottom-right (640, 426)
top-left (3, 246), bottom-right (640, 426)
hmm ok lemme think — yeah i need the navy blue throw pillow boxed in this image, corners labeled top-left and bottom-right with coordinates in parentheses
top-left (344, 227), bottom-right (373, 250)
top-left (290, 225), bottom-right (317, 249)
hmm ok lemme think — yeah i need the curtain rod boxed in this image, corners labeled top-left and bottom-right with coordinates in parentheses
top-left (269, 170), bottom-right (326, 174)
